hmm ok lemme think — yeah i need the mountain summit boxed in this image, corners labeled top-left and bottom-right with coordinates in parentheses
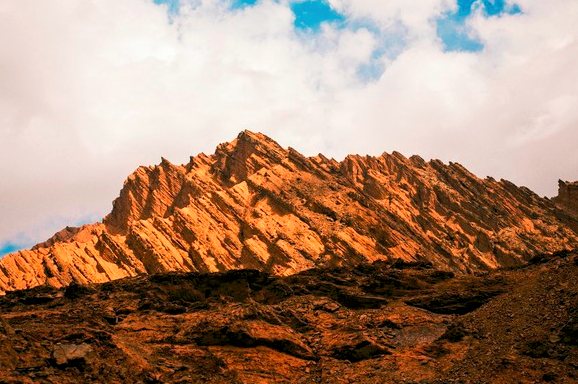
top-left (1, 131), bottom-right (577, 293)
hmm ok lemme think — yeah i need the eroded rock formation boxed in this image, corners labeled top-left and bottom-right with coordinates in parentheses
top-left (1, 130), bottom-right (577, 293)
top-left (553, 180), bottom-right (578, 217)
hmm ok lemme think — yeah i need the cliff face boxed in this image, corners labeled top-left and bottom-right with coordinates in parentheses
top-left (554, 180), bottom-right (578, 217)
top-left (1, 130), bottom-right (577, 293)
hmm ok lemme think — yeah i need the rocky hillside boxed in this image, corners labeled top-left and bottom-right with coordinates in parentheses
top-left (1, 130), bottom-right (577, 293)
top-left (1, 251), bottom-right (577, 383)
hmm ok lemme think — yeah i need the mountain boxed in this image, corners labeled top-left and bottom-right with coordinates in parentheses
top-left (1, 130), bottom-right (577, 293)
top-left (1, 250), bottom-right (578, 383)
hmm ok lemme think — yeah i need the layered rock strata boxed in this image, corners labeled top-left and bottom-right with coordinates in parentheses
top-left (1, 130), bottom-right (577, 293)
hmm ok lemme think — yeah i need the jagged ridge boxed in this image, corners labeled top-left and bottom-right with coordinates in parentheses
top-left (1, 130), bottom-right (577, 293)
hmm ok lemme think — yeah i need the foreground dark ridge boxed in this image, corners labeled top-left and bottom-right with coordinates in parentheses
top-left (2, 130), bottom-right (578, 293)
top-left (1, 250), bottom-right (577, 383)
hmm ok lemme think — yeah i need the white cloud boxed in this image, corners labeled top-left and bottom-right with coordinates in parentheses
top-left (328, 0), bottom-right (456, 39)
top-left (0, 0), bottom-right (577, 251)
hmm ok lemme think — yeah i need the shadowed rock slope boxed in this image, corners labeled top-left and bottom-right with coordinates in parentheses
top-left (1, 130), bottom-right (578, 293)
top-left (554, 180), bottom-right (578, 218)
top-left (1, 251), bottom-right (577, 383)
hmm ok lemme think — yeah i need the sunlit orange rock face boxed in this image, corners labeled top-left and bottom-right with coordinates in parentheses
top-left (1, 130), bottom-right (577, 293)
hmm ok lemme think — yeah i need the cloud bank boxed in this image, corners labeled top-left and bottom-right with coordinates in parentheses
top-left (1, 0), bottom-right (577, 254)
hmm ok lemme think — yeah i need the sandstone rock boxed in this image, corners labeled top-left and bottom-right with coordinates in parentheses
top-left (335, 291), bottom-right (388, 309)
top-left (52, 343), bottom-right (94, 367)
top-left (323, 302), bottom-right (340, 313)
top-left (1, 130), bottom-right (578, 292)
top-left (194, 320), bottom-right (315, 360)
top-left (330, 337), bottom-right (391, 362)
top-left (404, 278), bottom-right (504, 315)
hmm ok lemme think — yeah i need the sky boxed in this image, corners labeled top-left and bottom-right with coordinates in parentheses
top-left (1, 0), bottom-right (578, 256)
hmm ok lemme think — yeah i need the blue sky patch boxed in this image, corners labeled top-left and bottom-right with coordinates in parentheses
top-left (154, 0), bottom-right (180, 14)
top-left (0, 242), bottom-right (25, 258)
top-left (436, 17), bottom-right (484, 52)
top-left (437, 0), bottom-right (522, 52)
top-left (291, 0), bottom-right (345, 31)
top-left (457, 0), bottom-right (522, 17)
top-left (153, 0), bottom-right (263, 14)
top-left (0, 214), bottom-right (103, 258)
top-left (349, 19), bottom-right (407, 82)
top-left (357, 58), bottom-right (386, 83)
top-left (230, 0), bottom-right (259, 10)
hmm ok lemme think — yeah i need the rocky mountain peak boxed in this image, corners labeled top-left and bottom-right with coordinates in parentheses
top-left (211, 130), bottom-right (288, 184)
top-left (1, 131), bottom-right (578, 294)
